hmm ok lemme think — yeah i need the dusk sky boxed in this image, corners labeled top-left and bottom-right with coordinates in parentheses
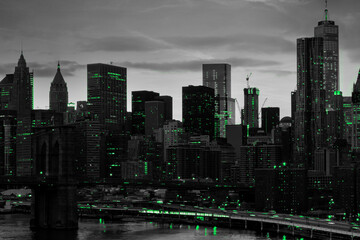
top-left (0, 0), bottom-right (359, 122)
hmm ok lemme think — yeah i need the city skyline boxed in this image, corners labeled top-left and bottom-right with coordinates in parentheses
top-left (0, 0), bottom-right (359, 122)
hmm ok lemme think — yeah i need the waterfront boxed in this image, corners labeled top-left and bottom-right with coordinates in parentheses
top-left (0, 214), bottom-right (305, 240)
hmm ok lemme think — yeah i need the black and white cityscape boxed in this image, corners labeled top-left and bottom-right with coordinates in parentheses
top-left (0, 0), bottom-right (360, 239)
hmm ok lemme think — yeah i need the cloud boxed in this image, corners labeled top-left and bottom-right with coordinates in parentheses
top-left (0, 60), bottom-right (84, 78)
top-left (118, 57), bottom-right (281, 72)
top-left (80, 36), bottom-right (172, 52)
top-left (259, 69), bottom-right (296, 76)
top-left (166, 34), bottom-right (295, 53)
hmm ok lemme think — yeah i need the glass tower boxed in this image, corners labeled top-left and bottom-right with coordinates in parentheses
top-left (203, 64), bottom-right (235, 138)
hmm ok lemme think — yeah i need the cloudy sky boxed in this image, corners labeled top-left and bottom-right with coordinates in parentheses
top-left (0, 0), bottom-right (359, 122)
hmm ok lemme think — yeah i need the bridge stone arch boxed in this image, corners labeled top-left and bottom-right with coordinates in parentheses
top-left (31, 126), bottom-right (78, 230)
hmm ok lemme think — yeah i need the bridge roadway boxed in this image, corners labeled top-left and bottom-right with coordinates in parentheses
top-left (0, 176), bottom-right (249, 190)
top-left (78, 203), bottom-right (360, 239)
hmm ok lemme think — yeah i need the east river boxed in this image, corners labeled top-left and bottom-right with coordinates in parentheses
top-left (0, 214), bottom-right (308, 240)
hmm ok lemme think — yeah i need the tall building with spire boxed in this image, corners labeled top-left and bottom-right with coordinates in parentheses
top-left (14, 52), bottom-right (33, 176)
top-left (314, 0), bottom-right (339, 109)
top-left (49, 62), bottom-right (68, 113)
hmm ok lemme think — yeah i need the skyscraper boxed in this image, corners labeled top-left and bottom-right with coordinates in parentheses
top-left (262, 107), bottom-right (280, 134)
top-left (314, 3), bottom-right (339, 109)
top-left (132, 91), bottom-right (159, 135)
top-left (144, 101), bottom-right (165, 136)
top-left (49, 62), bottom-right (68, 113)
top-left (14, 53), bottom-right (33, 176)
top-left (182, 85), bottom-right (215, 139)
top-left (87, 63), bottom-right (127, 131)
top-left (87, 63), bottom-right (127, 178)
top-left (243, 88), bottom-right (259, 128)
top-left (352, 69), bottom-right (360, 151)
top-left (203, 64), bottom-right (235, 138)
top-left (294, 37), bottom-right (325, 169)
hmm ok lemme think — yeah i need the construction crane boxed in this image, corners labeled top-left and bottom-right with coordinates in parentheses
top-left (259, 98), bottom-right (268, 118)
top-left (261, 98), bottom-right (268, 109)
top-left (246, 73), bottom-right (252, 88)
top-left (234, 98), bottom-right (242, 123)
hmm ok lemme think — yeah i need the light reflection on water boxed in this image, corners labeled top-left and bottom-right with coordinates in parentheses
top-left (0, 214), bottom-right (303, 240)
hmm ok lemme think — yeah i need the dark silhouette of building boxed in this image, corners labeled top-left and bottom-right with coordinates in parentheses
top-left (0, 110), bottom-right (17, 176)
top-left (255, 167), bottom-right (307, 214)
top-left (155, 95), bottom-right (173, 121)
top-left (294, 37), bottom-right (325, 170)
top-left (261, 107), bottom-right (280, 134)
top-left (145, 101), bottom-right (165, 136)
top-left (182, 85), bottom-right (215, 139)
top-left (49, 62), bottom-right (68, 113)
top-left (352, 70), bottom-right (360, 151)
top-left (132, 91), bottom-right (160, 135)
top-left (12, 53), bottom-right (33, 176)
top-left (87, 63), bottom-right (127, 131)
top-left (203, 64), bottom-right (235, 138)
top-left (243, 88), bottom-right (259, 128)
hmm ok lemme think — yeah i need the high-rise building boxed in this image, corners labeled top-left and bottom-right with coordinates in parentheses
top-left (261, 107), bottom-right (280, 134)
top-left (155, 95), bottom-right (173, 121)
top-left (352, 70), bottom-right (360, 151)
top-left (343, 96), bottom-right (353, 145)
top-left (13, 53), bottom-right (33, 176)
top-left (87, 63), bottom-right (127, 131)
top-left (203, 64), bottom-right (235, 138)
top-left (294, 37), bottom-right (325, 170)
top-left (87, 63), bottom-right (127, 178)
top-left (0, 110), bottom-right (16, 176)
top-left (243, 88), bottom-right (259, 128)
top-left (132, 91), bottom-right (159, 135)
top-left (144, 101), bottom-right (165, 136)
top-left (314, 4), bottom-right (339, 108)
top-left (49, 62), bottom-right (68, 113)
top-left (182, 85), bottom-right (215, 139)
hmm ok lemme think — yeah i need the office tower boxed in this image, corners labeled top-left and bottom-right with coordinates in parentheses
top-left (0, 110), bottom-right (16, 176)
top-left (87, 63), bottom-right (127, 130)
top-left (132, 91), bottom-right (159, 134)
top-left (261, 107), bottom-right (280, 134)
top-left (49, 62), bottom-right (68, 113)
top-left (325, 91), bottom-right (343, 144)
top-left (352, 70), bottom-right (360, 151)
top-left (14, 53), bottom-right (33, 176)
top-left (314, 4), bottom-right (339, 108)
top-left (294, 37), bottom-right (325, 170)
top-left (343, 96), bottom-right (353, 145)
top-left (87, 63), bottom-right (127, 178)
top-left (243, 88), bottom-right (259, 128)
top-left (155, 95), bottom-right (173, 121)
top-left (182, 85), bottom-right (215, 139)
top-left (0, 53), bottom-right (33, 176)
top-left (74, 121), bottom-right (102, 179)
top-left (144, 101), bottom-right (165, 136)
top-left (203, 64), bottom-right (235, 138)
top-left (255, 168), bottom-right (307, 214)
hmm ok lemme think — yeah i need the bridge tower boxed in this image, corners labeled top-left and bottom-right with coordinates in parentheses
top-left (30, 126), bottom-right (78, 230)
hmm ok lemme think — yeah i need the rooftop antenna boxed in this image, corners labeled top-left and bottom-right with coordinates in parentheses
top-left (246, 73), bottom-right (252, 88)
top-left (20, 40), bottom-right (23, 55)
top-left (325, 0), bottom-right (328, 21)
